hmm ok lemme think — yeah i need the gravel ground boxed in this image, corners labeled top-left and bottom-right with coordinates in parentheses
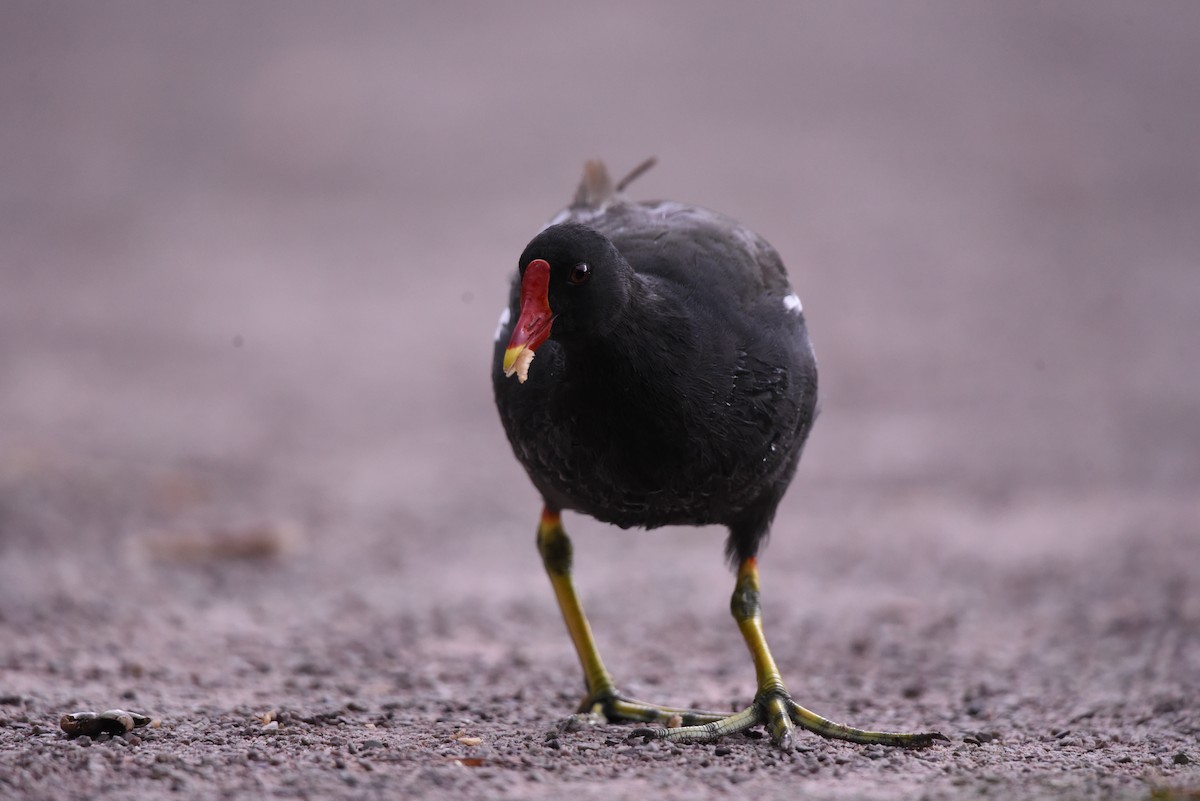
top-left (2, 3), bottom-right (1198, 799)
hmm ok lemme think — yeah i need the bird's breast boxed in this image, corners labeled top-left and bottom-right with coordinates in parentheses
top-left (495, 338), bottom-right (811, 529)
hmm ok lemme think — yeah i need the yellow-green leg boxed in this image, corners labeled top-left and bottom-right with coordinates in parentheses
top-left (537, 512), bottom-right (945, 749)
top-left (633, 557), bottom-right (947, 749)
top-left (628, 561), bottom-right (945, 748)
top-left (536, 508), bottom-right (729, 726)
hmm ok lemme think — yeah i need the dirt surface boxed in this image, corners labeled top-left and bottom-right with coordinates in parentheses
top-left (2, 3), bottom-right (1198, 799)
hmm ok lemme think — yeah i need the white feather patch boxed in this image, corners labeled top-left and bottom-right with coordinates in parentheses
top-left (783, 293), bottom-right (803, 314)
top-left (493, 307), bottom-right (511, 341)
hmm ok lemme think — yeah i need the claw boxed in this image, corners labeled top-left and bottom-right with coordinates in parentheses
top-left (628, 727), bottom-right (659, 744)
top-left (903, 731), bottom-right (952, 748)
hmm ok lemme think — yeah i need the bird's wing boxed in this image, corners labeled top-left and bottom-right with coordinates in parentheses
top-left (541, 160), bottom-right (794, 306)
top-left (600, 201), bottom-right (794, 305)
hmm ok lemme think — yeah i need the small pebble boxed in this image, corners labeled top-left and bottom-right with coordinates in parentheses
top-left (1172, 752), bottom-right (1191, 765)
top-left (715, 746), bottom-right (732, 757)
top-left (60, 709), bottom-right (151, 738)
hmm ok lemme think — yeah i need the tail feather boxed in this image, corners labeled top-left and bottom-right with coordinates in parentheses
top-left (572, 160), bottom-right (615, 208)
top-left (616, 157), bottom-right (657, 193)
top-left (571, 157), bottom-right (657, 209)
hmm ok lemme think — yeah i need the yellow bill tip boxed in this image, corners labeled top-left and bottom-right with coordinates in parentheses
top-left (502, 345), bottom-right (534, 383)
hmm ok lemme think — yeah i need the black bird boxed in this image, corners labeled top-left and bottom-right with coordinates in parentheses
top-left (492, 159), bottom-right (945, 750)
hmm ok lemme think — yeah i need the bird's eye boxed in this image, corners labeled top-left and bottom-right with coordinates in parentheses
top-left (568, 263), bottom-right (591, 285)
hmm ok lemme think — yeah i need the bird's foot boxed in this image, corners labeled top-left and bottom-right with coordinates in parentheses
top-left (631, 687), bottom-right (948, 751)
top-left (577, 687), bottom-right (729, 728)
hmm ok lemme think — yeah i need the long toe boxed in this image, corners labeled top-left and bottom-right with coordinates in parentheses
top-left (631, 705), bottom-right (763, 744)
top-left (788, 699), bottom-right (949, 748)
top-left (760, 691), bottom-right (796, 751)
top-left (582, 690), bottom-right (728, 727)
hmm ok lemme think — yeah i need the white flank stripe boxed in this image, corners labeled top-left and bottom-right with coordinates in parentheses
top-left (493, 307), bottom-right (511, 341)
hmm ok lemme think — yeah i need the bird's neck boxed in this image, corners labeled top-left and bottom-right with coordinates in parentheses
top-left (559, 282), bottom-right (691, 399)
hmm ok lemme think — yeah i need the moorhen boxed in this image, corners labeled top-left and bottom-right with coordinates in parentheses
top-left (492, 159), bottom-right (945, 750)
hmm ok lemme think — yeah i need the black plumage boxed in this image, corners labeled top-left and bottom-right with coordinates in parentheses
top-left (492, 173), bottom-right (817, 564)
top-left (490, 160), bottom-right (943, 750)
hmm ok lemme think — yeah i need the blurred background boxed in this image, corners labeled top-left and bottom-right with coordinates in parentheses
top-left (1, 0), bottom-right (1197, 727)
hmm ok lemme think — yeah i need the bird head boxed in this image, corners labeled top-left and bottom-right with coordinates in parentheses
top-left (502, 223), bottom-right (631, 382)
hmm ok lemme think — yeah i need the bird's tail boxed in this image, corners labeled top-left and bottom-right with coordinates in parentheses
top-left (571, 157), bottom-right (657, 209)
